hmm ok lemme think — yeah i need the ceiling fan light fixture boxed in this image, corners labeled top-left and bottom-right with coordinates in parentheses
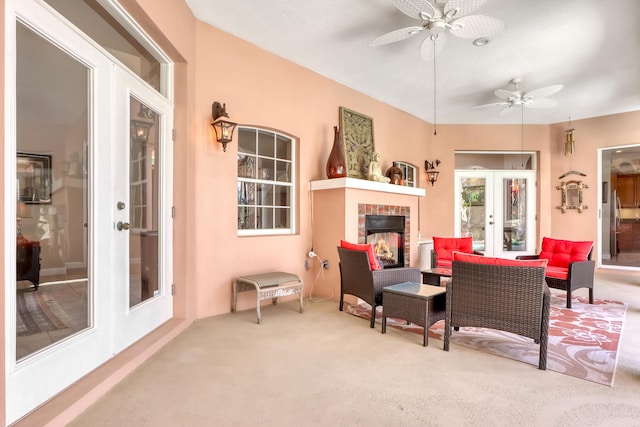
top-left (473, 37), bottom-right (490, 46)
top-left (430, 20), bottom-right (447, 34)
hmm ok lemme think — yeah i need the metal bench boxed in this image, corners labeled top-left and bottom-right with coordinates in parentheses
top-left (232, 272), bottom-right (304, 324)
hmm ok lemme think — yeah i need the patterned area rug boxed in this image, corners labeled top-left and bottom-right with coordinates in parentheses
top-left (16, 290), bottom-right (68, 336)
top-left (345, 294), bottom-right (626, 386)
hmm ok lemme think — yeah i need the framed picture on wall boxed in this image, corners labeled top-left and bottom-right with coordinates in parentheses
top-left (17, 152), bottom-right (52, 204)
top-left (339, 107), bottom-right (375, 179)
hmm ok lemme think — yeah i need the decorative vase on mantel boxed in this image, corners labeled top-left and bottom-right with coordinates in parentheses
top-left (326, 126), bottom-right (347, 179)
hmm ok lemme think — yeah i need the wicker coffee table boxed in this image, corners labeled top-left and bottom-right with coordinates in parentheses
top-left (382, 281), bottom-right (446, 346)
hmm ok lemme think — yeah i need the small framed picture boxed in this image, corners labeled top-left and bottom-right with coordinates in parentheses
top-left (17, 152), bottom-right (52, 204)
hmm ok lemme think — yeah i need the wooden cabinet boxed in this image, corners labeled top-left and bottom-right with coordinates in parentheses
top-left (616, 174), bottom-right (640, 207)
top-left (617, 221), bottom-right (640, 251)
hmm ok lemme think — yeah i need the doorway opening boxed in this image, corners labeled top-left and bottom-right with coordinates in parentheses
top-left (600, 145), bottom-right (640, 269)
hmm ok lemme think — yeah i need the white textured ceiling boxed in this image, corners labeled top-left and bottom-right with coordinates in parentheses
top-left (185, 0), bottom-right (640, 125)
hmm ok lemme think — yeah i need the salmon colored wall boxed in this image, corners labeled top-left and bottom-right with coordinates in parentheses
top-left (193, 22), bottom-right (433, 318)
top-left (419, 124), bottom-right (552, 244)
top-left (1, 0), bottom-right (6, 422)
top-left (549, 111), bottom-right (640, 256)
top-left (2, 0), bottom-right (640, 423)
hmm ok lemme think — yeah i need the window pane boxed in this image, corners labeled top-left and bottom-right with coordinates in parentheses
top-left (275, 160), bottom-right (291, 182)
top-left (258, 131), bottom-right (275, 157)
top-left (275, 185), bottom-right (290, 207)
top-left (276, 135), bottom-right (291, 160)
top-left (275, 208), bottom-right (290, 229)
top-left (258, 207), bottom-right (274, 229)
top-left (238, 129), bottom-right (256, 154)
top-left (238, 154), bottom-right (255, 178)
top-left (258, 184), bottom-right (273, 206)
top-left (44, 0), bottom-right (162, 94)
top-left (258, 158), bottom-right (275, 180)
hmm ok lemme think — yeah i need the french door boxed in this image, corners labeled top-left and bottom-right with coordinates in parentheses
top-left (6, 2), bottom-right (173, 423)
top-left (455, 170), bottom-right (536, 258)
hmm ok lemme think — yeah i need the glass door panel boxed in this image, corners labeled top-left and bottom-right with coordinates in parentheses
top-left (456, 170), bottom-right (536, 258)
top-left (457, 173), bottom-right (491, 254)
top-left (129, 98), bottom-right (160, 307)
top-left (111, 67), bottom-right (172, 354)
top-left (15, 21), bottom-right (90, 358)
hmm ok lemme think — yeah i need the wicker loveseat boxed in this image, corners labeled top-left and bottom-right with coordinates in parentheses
top-left (517, 237), bottom-right (594, 309)
top-left (444, 252), bottom-right (550, 370)
top-left (337, 245), bottom-right (421, 328)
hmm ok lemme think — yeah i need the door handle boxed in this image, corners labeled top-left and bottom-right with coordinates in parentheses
top-left (116, 221), bottom-right (130, 231)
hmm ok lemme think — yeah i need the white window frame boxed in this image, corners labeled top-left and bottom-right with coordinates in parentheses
top-left (237, 127), bottom-right (296, 236)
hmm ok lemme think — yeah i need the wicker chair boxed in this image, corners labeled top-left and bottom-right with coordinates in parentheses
top-left (337, 247), bottom-right (421, 328)
top-left (444, 256), bottom-right (551, 370)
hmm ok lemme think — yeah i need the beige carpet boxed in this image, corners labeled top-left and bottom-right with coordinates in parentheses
top-left (69, 272), bottom-right (640, 426)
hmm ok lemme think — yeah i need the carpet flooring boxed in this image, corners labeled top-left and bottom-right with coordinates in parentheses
top-left (345, 293), bottom-right (626, 386)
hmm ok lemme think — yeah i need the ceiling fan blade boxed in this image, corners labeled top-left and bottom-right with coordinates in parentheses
top-left (525, 98), bottom-right (558, 109)
top-left (369, 26), bottom-right (425, 46)
top-left (499, 104), bottom-right (516, 115)
top-left (419, 34), bottom-right (446, 60)
top-left (494, 89), bottom-right (520, 101)
top-left (449, 15), bottom-right (505, 38)
top-left (392, 0), bottom-right (437, 20)
top-left (444, 0), bottom-right (487, 19)
top-left (470, 101), bottom-right (509, 110)
top-left (523, 84), bottom-right (564, 100)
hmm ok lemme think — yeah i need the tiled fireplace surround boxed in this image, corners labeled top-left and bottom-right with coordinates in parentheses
top-left (358, 204), bottom-right (411, 267)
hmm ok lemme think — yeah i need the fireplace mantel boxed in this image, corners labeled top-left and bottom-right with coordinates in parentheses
top-left (310, 177), bottom-right (425, 197)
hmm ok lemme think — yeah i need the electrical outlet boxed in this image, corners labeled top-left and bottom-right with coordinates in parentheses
top-left (321, 260), bottom-right (329, 269)
top-left (308, 251), bottom-right (317, 258)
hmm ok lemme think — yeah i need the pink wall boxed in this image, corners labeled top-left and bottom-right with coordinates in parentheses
top-left (192, 22), bottom-right (433, 317)
top-left (549, 112), bottom-right (640, 250)
top-left (3, 0), bottom-right (640, 423)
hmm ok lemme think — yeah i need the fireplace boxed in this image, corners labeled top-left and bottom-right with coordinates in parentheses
top-left (365, 215), bottom-right (405, 269)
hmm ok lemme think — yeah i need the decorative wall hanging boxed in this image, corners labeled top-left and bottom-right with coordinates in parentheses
top-left (339, 107), bottom-right (374, 179)
top-left (556, 180), bottom-right (588, 213)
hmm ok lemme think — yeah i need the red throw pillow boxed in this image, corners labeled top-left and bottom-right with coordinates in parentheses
top-left (340, 240), bottom-right (382, 271)
top-left (453, 251), bottom-right (548, 268)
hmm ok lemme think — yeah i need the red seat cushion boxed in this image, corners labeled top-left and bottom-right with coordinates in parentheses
top-left (538, 237), bottom-right (593, 268)
top-left (453, 251), bottom-right (548, 268)
top-left (432, 236), bottom-right (473, 268)
top-left (340, 240), bottom-right (382, 271)
top-left (545, 265), bottom-right (568, 280)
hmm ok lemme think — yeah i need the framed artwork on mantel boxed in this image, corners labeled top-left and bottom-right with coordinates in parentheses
top-left (339, 107), bottom-right (375, 179)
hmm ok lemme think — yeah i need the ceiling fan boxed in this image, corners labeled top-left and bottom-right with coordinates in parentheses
top-left (369, 0), bottom-right (505, 60)
top-left (472, 78), bottom-right (564, 115)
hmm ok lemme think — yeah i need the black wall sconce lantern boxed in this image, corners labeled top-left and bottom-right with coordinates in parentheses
top-left (425, 159), bottom-right (441, 186)
top-left (211, 101), bottom-right (237, 152)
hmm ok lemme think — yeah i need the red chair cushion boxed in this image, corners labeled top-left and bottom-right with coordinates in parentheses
top-left (538, 237), bottom-right (593, 268)
top-left (453, 251), bottom-right (548, 268)
top-left (545, 265), bottom-right (569, 280)
top-left (432, 236), bottom-right (473, 268)
top-left (340, 240), bottom-right (382, 271)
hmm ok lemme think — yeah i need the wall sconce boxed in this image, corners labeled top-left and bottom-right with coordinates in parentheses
top-left (131, 120), bottom-right (153, 143)
top-left (211, 101), bottom-right (237, 152)
top-left (425, 159), bottom-right (441, 186)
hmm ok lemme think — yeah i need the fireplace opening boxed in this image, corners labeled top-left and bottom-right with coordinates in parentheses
top-left (365, 215), bottom-right (405, 268)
